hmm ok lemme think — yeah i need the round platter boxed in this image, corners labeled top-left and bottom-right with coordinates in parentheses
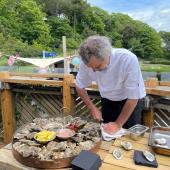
top-left (12, 141), bottom-right (101, 169)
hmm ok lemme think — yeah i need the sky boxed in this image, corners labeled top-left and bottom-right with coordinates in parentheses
top-left (87, 0), bottom-right (170, 32)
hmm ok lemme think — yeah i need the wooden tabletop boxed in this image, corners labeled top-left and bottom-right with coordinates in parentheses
top-left (1, 74), bottom-right (170, 97)
top-left (100, 133), bottom-right (170, 170)
top-left (0, 133), bottom-right (169, 170)
top-left (146, 86), bottom-right (170, 97)
top-left (1, 76), bottom-right (63, 87)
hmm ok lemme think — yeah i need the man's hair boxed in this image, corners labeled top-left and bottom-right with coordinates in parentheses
top-left (79, 35), bottom-right (112, 64)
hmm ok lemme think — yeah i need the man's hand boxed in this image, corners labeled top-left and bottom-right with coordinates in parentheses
top-left (90, 105), bottom-right (103, 121)
top-left (102, 122), bottom-right (121, 134)
top-left (75, 86), bottom-right (103, 122)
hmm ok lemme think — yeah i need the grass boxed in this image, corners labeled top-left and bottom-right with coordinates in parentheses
top-left (3, 64), bottom-right (169, 73)
top-left (0, 57), bottom-right (170, 72)
top-left (141, 64), bottom-right (170, 72)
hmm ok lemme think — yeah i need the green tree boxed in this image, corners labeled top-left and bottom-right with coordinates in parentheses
top-left (137, 23), bottom-right (163, 59)
top-left (0, 0), bottom-right (52, 46)
top-left (160, 31), bottom-right (170, 59)
top-left (47, 16), bottom-right (81, 48)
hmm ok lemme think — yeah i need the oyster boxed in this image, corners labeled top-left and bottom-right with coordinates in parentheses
top-left (82, 122), bottom-right (100, 131)
top-left (72, 133), bottom-right (85, 142)
top-left (14, 143), bottom-right (31, 157)
top-left (54, 141), bottom-right (67, 151)
top-left (143, 150), bottom-right (155, 162)
top-left (20, 129), bottom-right (30, 135)
top-left (13, 142), bottom-right (22, 149)
top-left (28, 146), bottom-right (41, 157)
top-left (67, 142), bottom-right (76, 150)
top-left (13, 133), bottom-right (26, 140)
top-left (27, 132), bottom-right (37, 140)
top-left (38, 146), bottom-right (53, 160)
top-left (44, 122), bottom-right (63, 131)
top-left (20, 139), bottom-right (40, 146)
top-left (79, 140), bottom-right (94, 150)
top-left (73, 146), bottom-right (83, 155)
top-left (154, 138), bottom-right (167, 145)
top-left (64, 148), bottom-right (74, 157)
top-left (47, 141), bottom-right (58, 151)
top-left (52, 151), bottom-right (65, 159)
top-left (63, 115), bottom-right (74, 125)
top-left (121, 141), bottom-right (133, 150)
top-left (112, 148), bottom-right (123, 160)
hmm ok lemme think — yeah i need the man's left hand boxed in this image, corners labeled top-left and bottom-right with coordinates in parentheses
top-left (102, 122), bottom-right (121, 134)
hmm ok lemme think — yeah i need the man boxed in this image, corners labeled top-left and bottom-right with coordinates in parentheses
top-left (75, 35), bottom-right (146, 134)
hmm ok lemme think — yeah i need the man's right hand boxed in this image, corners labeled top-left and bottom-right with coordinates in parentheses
top-left (90, 105), bottom-right (103, 121)
top-left (75, 85), bottom-right (103, 121)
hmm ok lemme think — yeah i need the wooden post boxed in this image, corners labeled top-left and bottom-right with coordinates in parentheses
top-left (143, 108), bottom-right (154, 128)
top-left (62, 36), bottom-right (70, 74)
top-left (63, 74), bottom-right (75, 115)
top-left (1, 84), bottom-right (16, 144)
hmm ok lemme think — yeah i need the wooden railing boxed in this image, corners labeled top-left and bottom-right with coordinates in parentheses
top-left (0, 71), bottom-right (170, 144)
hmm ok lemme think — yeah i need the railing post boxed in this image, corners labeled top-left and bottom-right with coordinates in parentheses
top-left (143, 107), bottom-right (154, 128)
top-left (1, 83), bottom-right (16, 144)
top-left (63, 74), bottom-right (75, 115)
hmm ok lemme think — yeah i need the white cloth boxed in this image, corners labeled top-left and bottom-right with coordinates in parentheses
top-left (101, 126), bottom-right (126, 141)
top-left (76, 48), bottom-right (146, 100)
top-left (16, 57), bottom-right (64, 68)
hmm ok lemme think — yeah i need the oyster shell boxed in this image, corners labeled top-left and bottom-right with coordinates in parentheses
top-left (38, 146), bottom-right (53, 160)
top-left (112, 148), bottom-right (123, 160)
top-left (79, 140), bottom-right (94, 150)
top-left (27, 132), bottom-right (37, 140)
top-left (44, 122), bottom-right (63, 131)
top-left (154, 138), bottom-right (167, 145)
top-left (143, 150), bottom-right (155, 162)
top-left (28, 146), bottom-right (41, 157)
top-left (20, 139), bottom-right (40, 146)
top-left (14, 144), bottom-right (31, 157)
top-left (13, 133), bottom-right (26, 140)
top-left (121, 141), bottom-right (133, 150)
top-left (54, 141), bottom-right (67, 151)
top-left (13, 142), bottom-right (22, 149)
top-left (52, 151), bottom-right (65, 159)
top-left (72, 133), bottom-right (85, 142)
top-left (64, 148), bottom-right (74, 157)
top-left (46, 141), bottom-right (58, 151)
top-left (20, 129), bottom-right (30, 134)
top-left (73, 146), bottom-right (83, 155)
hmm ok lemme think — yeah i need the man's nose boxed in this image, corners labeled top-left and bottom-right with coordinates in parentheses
top-left (93, 68), bottom-right (97, 72)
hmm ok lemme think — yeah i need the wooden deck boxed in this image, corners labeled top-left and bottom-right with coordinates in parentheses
top-left (0, 72), bottom-right (170, 144)
top-left (0, 133), bottom-right (169, 170)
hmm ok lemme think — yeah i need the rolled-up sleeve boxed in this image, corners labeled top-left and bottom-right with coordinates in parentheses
top-left (76, 62), bottom-right (92, 89)
top-left (124, 55), bottom-right (143, 99)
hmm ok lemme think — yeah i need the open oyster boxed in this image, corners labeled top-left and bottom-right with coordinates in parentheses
top-left (112, 148), bottom-right (123, 160)
top-left (121, 141), bottom-right (133, 150)
top-left (154, 138), bottom-right (167, 145)
top-left (143, 150), bottom-right (155, 162)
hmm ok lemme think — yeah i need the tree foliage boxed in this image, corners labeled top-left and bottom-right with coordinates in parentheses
top-left (160, 31), bottom-right (170, 59)
top-left (0, 0), bottom-right (52, 45)
top-left (0, 0), bottom-right (168, 61)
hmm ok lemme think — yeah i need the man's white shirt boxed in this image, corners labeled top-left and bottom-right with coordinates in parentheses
top-left (76, 48), bottom-right (146, 101)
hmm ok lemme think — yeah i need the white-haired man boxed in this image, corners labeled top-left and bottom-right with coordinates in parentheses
top-left (76, 35), bottom-right (146, 134)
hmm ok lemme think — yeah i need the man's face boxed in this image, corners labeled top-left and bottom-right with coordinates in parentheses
top-left (86, 56), bottom-right (109, 71)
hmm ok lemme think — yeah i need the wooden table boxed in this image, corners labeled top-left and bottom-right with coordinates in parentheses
top-left (0, 134), bottom-right (169, 170)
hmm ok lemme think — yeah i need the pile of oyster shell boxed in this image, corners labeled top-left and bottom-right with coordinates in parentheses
top-left (13, 116), bottom-right (101, 160)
